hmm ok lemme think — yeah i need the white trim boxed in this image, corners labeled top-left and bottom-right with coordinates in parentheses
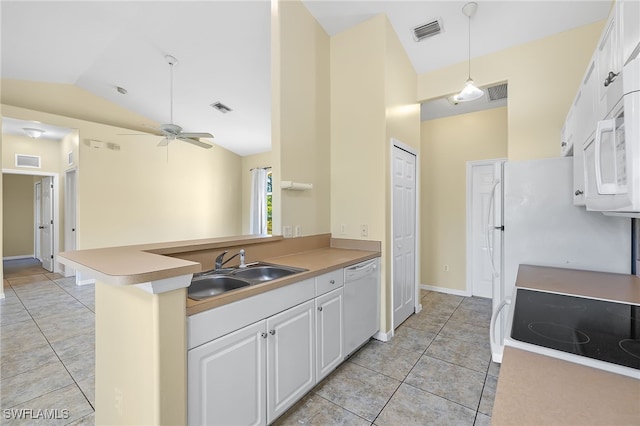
top-left (3, 168), bottom-right (61, 274)
top-left (76, 271), bottom-right (95, 286)
top-left (465, 159), bottom-right (506, 296)
top-left (389, 138), bottom-right (420, 331)
top-left (64, 168), bottom-right (78, 278)
top-left (372, 329), bottom-right (393, 342)
top-left (3, 255), bottom-right (35, 261)
top-left (421, 284), bottom-right (472, 297)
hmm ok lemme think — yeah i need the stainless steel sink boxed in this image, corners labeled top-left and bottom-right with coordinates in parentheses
top-left (188, 262), bottom-right (308, 300)
top-left (188, 276), bottom-right (251, 300)
top-left (231, 264), bottom-right (307, 283)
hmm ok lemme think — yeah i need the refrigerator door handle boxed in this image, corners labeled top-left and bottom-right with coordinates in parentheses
top-left (490, 298), bottom-right (511, 363)
top-left (486, 179), bottom-right (502, 278)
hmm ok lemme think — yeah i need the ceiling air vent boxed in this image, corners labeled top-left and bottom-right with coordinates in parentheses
top-left (210, 102), bottom-right (233, 114)
top-left (487, 83), bottom-right (508, 102)
top-left (15, 154), bottom-right (41, 168)
top-left (412, 19), bottom-right (443, 42)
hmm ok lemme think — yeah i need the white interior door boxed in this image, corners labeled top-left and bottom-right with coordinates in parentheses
top-left (41, 176), bottom-right (54, 272)
top-left (34, 181), bottom-right (42, 262)
top-left (392, 145), bottom-right (417, 329)
top-left (64, 169), bottom-right (77, 277)
top-left (468, 161), bottom-right (503, 298)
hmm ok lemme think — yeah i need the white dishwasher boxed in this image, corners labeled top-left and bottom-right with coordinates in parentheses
top-left (343, 258), bottom-right (380, 356)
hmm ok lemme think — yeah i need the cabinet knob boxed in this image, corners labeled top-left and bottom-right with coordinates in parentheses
top-left (329, 279), bottom-right (335, 285)
top-left (269, 329), bottom-right (276, 335)
top-left (260, 332), bottom-right (267, 339)
top-left (318, 306), bottom-right (323, 312)
top-left (604, 71), bottom-right (619, 87)
top-left (575, 189), bottom-right (584, 196)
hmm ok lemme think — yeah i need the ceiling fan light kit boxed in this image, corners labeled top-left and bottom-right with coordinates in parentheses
top-left (454, 2), bottom-right (484, 103)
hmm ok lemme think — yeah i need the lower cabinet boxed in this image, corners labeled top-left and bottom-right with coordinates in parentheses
top-left (315, 288), bottom-right (343, 382)
top-left (188, 300), bottom-right (315, 426)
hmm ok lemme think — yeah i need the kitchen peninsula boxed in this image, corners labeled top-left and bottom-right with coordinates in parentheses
top-left (58, 233), bottom-right (381, 425)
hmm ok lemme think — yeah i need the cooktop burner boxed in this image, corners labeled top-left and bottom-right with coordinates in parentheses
top-left (511, 289), bottom-right (640, 371)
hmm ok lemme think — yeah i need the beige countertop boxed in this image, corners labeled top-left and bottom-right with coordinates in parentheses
top-left (185, 247), bottom-right (380, 315)
top-left (57, 234), bottom-right (381, 316)
top-left (492, 265), bottom-right (640, 425)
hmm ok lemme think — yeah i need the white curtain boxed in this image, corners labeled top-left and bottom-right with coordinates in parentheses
top-left (249, 168), bottom-right (268, 235)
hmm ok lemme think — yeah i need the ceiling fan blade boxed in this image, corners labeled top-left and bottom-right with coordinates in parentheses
top-left (157, 138), bottom-right (170, 147)
top-left (178, 137), bottom-right (212, 149)
top-left (179, 132), bottom-right (213, 139)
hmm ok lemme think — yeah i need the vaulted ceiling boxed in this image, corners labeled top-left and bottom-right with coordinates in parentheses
top-left (1, 1), bottom-right (610, 155)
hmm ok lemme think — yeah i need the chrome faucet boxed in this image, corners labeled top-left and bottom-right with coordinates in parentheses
top-left (215, 249), bottom-right (246, 269)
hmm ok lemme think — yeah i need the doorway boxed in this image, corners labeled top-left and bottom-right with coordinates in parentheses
top-left (391, 140), bottom-right (419, 329)
top-left (2, 170), bottom-right (59, 273)
top-left (466, 159), bottom-right (504, 298)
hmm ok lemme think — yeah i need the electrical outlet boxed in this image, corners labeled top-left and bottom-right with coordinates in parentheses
top-left (360, 224), bottom-right (368, 237)
top-left (340, 224), bottom-right (347, 235)
top-left (114, 387), bottom-right (123, 416)
top-left (294, 225), bottom-right (302, 237)
top-left (283, 225), bottom-right (292, 238)
top-left (443, 264), bottom-right (450, 272)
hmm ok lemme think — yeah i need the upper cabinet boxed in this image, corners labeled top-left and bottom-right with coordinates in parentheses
top-left (618, 0), bottom-right (640, 67)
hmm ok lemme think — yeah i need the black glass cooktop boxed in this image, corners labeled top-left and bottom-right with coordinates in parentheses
top-left (511, 289), bottom-right (640, 371)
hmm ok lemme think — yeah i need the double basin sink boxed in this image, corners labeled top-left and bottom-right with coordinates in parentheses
top-left (188, 262), bottom-right (308, 300)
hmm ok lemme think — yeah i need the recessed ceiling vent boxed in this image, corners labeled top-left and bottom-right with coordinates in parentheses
top-left (487, 83), bottom-right (508, 102)
top-left (210, 102), bottom-right (233, 114)
top-left (412, 19), bottom-right (443, 42)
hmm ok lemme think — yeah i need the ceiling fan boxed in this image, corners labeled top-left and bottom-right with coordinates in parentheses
top-left (150, 54), bottom-right (213, 149)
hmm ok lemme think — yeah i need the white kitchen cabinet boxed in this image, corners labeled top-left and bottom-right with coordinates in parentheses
top-left (315, 288), bottom-right (343, 382)
top-left (188, 300), bottom-right (315, 426)
top-left (188, 320), bottom-right (267, 426)
top-left (618, 0), bottom-right (640, 67)
top-left (596, 11), bottom-right (620, 107)
top-left (266, 300), bottom-right (315, 424)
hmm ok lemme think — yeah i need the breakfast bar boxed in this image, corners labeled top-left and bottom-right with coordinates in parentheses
top-left (58, 234), bottom-right (380, 425)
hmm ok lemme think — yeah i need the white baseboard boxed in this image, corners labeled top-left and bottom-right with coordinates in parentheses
top-left (415, 303), bottom-right (423, 314)
top-left (76, 271), bottom-right (96, 286)
top-left (3, 255), bottom-right (35, 261)
top-left (373, 329), bottom-right (393, 342)
top-left (420, 284), bottom-right (472, 297)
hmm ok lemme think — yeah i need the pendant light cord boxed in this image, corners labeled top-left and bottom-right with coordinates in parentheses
top-left (467, 13), bottom-right (472, 80)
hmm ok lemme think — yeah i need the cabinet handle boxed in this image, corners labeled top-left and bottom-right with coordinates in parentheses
top-left (329, 279), bottom-right (335, 285)
top-left (575, 189), bottom-right (584, 196)
top-left (603, 71), bottom-right (619, 87)
top-left (260, 332), bottom-right (267, 339)
top-left (318, 306), bottom-right (323, 312)
top-left (269, 330), bottom-right (276, 335)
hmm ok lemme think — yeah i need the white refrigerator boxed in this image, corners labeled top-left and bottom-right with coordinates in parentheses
top-left (490, 157), bottom-right (631, 363)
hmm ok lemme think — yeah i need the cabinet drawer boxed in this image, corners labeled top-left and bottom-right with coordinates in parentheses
top-left (315, 269), bottom-right (343, 296)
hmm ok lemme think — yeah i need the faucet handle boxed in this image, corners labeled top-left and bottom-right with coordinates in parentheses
top-left (215, 251), bottom-right (228, 269)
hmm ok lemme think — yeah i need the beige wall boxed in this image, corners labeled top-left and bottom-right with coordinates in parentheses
top-left (2, 174), bottom-right (35, 257)
top-left (2, 105), bottom-right (243, 251)
top-left (274, 0), bottom-right (331, 237)
top-left (330, 14), bottom-right (420, 333)
top-left (421, 107), bottom-right (508, 291)
top-left (241, 151), bottom-right (272, 234)
top-left (417, 21), bottom-right (604, 161)
top-left (2, 133), bottom-right (62, 172)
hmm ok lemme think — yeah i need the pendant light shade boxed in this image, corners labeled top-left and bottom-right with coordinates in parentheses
top-left (455, 2), bottom-right (484, 102)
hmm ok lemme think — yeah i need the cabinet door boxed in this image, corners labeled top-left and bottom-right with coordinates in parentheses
top-left (266, 300), bottom-right (315, 424)
top-left (618, 0), bottom-right (640, 66)
top-left (597, 12), bottom-right (621, 104)
top-left (188, 321), bottom-right (267, 426)
top-left (315, 288), bottom-right (344, 382)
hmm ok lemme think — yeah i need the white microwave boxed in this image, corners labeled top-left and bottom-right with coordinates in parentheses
top-left (584, 57), bottom-right (640, 216)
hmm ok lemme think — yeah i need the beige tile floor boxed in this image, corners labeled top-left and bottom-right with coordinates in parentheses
top-left (2, 259), bottom-right (498, 425)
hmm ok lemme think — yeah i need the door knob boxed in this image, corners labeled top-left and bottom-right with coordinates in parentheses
top-left (269, 330), bottom-right (276, 335)
top-left (575, 190), bottom-right (584, 196)
top-left (604, 71), bottom-right (619, 87)
top-left (260, 332), bottom-right (267, 339)
top-left (38, 226), bottom-right (45, 229)
top-left (318, 306), bottom-right (323, 312)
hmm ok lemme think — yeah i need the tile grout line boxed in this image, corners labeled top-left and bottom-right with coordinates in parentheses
top-left (4, 275), bottom-right (96, 412)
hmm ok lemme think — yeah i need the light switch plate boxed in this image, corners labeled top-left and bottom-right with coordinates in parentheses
top-left (283, 225), bottom-right (292, 238)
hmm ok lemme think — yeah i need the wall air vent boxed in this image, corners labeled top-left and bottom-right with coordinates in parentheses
top-left (412, 19), bottom-right (443, 42)
top-left (15, 154), bottom-right (41, 168)
top-left (210, 102), bottom-right (233, 114)
top-left (487, 83), bottom-right (508, 102)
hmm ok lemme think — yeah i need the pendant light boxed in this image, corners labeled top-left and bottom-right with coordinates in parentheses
top-left (454, 2), bottom-right (484, 102)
